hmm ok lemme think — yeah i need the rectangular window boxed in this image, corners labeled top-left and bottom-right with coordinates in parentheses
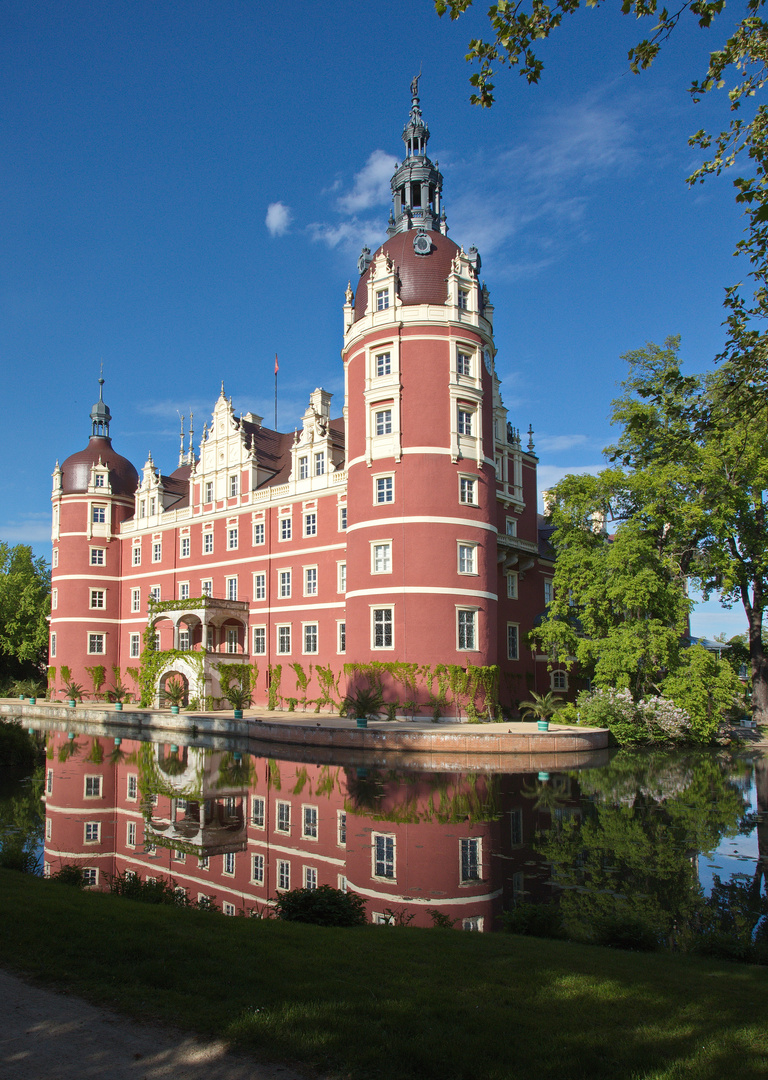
top-left (150, 586), bottom-right (161, 602)
top-left (303, 806), bottom-right (318, 839)
top-left (85, 822), bottom-right (100, 843)
top-left (314, 452), bottom-right (325, 476)
top-left (304, 567), bottom-right (317, 596)
top-left (280, 517), bottom-right (292, 541)
top-left (127, 775), bottom-right (138, 800)
top-left (458, 544), bottom-right (476, 574)
top-left (304, 866), bottom-right (318, 890)
top-left (223, 902), bottom-right (236, 916)
top-left (303, 623), bottom-right (318, 654)
top-left (226, 627), bottom-right (238, 654)
top-left (458, 287), bottom-right (469, 310)
top-left (94, 474), bottom-right (105, 487)
top-left (551, 670), bottom-right (568, 691)
top-left (82, 868), bottom-right (98, 887)
top-left (375, 351), bottom-right (391, 377)
top-left (50, 632), bottom-right (56, 657)
top-left (304, 512), bottom-right (317, 537)
top-left (205, 480), bottom-right (213, 503)
top-left (52, 549), bottom-right (58, 568)
top-left (254, 572), bottom-right (266, 601)
top-left (337, 810), bottom-right (347, 846)
top-left (201, 579), bottom-right (212, 597)
top-left (507, 623), bottom-right (519, 661)
top-left (253, 626), bottom-right (266, 654)
top-left (376, 289), bottom-right (389, 311)
top-left (299, 456), bottom-right (309, 480)
top-left (52, 588), bottom-right (58, 610)
top-left (227, 526), bottom-right (238, 550)
top-left (373, 542), bottom-right (391, 574)
top-left (88, 633), bottom-right (105, 654)
top-left (92, 505), bottom-right (106, 523)
top-left (199, 856), bottom-right (209, 870)
top-left (180, 536), bottom-right (190, 558)
top-left (90, 589), bottom-right (105, 609)
top-left (130, 633), bottom-right (141, 658)
top-left (226, 577), bottom-right (237, 601)
top-left (85, 775), bottom-right (102, 798)
top-left (506, 518), bottom-right (517, 537)
top-left (338, 621), bottom-right (346, 654)
top-left (338, 874), bottom-right (348, 892)
top-left (507, 572), bottom-right (519, 600)
top-left (131, 588), bottom-right (141, 612)
top-left (459, 477), bottom-right (476, 505)
top-left (252, 854), bottom-right (265, 884)
top-left (375, 476), bottom-right (393, 504)
top-left (152, 541), bottom-right (162, 562)
top-left (460, 837), bottom-right (481, 882)
top-left (458, 609), bottom-right (476, 650)
top-left (179, 582), bottom-right (189, 600)
top-left (462, 916), bottom-right (483, 932)
top-left (277, 859), bottom-right (290, 891)
top-left (457, 408), bottom-right (473, 436)
top-left (179, 629), bottom-right (190, 651)
top-left (339, 506), bottom-right (347, 530)
top-left (149, 498), bottom-right (156, 516)
top-left (457, 351), bottom-right (472, 376)
top-left (276, 801), bottom-right (290, 833)
top-left (277, 625), bottom-right (291, 654)
top-left (203, 531), bottom-right (214, 554)
top-left (90, 548), bottom-right (105, 565)
top-left (544, 580), bottom-right (554, 605)
top-left (224, 852), bottom-right (236, 875)
top-left (372, 608), bottom-right (393, 649)
top-left (127, 821), bottom-right (136, 847)
top-left (373, 833), bottom-right (395, 879)
top-left (510, 808), bottom-right (523, 846)
top-left (279, 571), bottom-right (291, 598)
top-left (229, 475), bottom-right (239, 498)
top-left (252, 796), bottom-right (265, 828)
top-left (132, 544), bottom-right (141, 566)
top-left (253, 521), bottom-right (265, 545)
top-left (375, 409), bottom-right (392, 436)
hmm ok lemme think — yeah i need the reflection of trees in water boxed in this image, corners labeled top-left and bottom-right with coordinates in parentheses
top-left (537, 751), bottom-right (753, 947)
top-left (343, 769), bottom-right (500, 824)
top-left (0, 765), bottom-right (44, 873)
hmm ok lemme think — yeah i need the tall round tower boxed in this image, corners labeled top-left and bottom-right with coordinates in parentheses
top-left (342, 85), bottom-right (499, 709)
top-left (50, 379), bottom-right (138, 700)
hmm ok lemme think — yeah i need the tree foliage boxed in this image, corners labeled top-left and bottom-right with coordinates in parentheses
top-left (535, 338), bottom-right (768, 721)
top-left (0, 544), bottom-right (50, 685)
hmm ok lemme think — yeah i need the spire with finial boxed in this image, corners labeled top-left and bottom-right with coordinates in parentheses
top-left (178, 414), bottom-right (185, 467)
top-left (386, 78), bottom-right (445, 239)
top-left (527, 425), bottom-right (535, 453)
top-left (90, 365), bottom-right (112, 438)
top-left (187, 411), bottom-right (194, 464)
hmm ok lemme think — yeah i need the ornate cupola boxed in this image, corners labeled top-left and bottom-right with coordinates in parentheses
top-left (90, 375), bottom-right (112, 437)
top-left (387, 75), bottom-right (446, 238)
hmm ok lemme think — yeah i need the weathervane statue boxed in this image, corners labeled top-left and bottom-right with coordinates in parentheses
top-left (410, 69), bottom-right (421, 99)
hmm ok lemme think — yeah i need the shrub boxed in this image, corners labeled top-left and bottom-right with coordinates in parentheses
top-left (502, 902), bottom-right (565, 939)
top-left (593, 914), bottom-right (660, 952)
top-left (573, 688), bottom-right (692, 744)
top-left (273, 885), bottom-right (367, 926)
top-left (661, 645), bottom-right (746, 741)
top-left (50, 865), bottom-right (87, 888)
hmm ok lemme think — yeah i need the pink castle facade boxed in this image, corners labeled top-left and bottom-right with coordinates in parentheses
top-left (48, 90), bottom-right (567, 718)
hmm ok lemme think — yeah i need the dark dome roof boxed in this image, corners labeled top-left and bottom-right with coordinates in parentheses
top-left (354, 231), bottom-right (462, 320)
top-left (61, 436), bottom-right (139, 497)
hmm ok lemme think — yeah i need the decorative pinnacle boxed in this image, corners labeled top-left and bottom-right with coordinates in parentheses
top-left (527, 425), bottom-right (535, 452)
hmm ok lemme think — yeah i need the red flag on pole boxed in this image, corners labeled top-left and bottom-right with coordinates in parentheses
top-left (274, 354), bottom-right (279, 375)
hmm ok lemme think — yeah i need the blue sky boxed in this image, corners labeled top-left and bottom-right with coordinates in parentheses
top-left (0, 0), bottom-right (751, 639)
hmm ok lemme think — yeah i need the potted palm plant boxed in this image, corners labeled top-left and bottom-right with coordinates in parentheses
top-left (63, 680), bottom-right (83, 708)
top-left (108, 675), bottom-right (130, 710)
top-left (341, 685), bottom-right (384, 728)
top-left (520, 691), bottom-right (566, 732)
top-left (225, 682), bottom-right (251, 720)
top-left (164, 678), bottom-right (186, 714)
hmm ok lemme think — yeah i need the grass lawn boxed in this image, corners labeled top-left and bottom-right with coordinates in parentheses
top-left (1, 869), bottom-right (766, 1080)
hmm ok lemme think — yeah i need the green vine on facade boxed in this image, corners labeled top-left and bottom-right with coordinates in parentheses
top-left (85, 664), bottom-right (106, 697)
top-left (267, 664), bottom-right (282, 710)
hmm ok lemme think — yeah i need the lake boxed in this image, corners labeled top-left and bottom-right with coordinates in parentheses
top-left (3, 723), bottom-right (765, 946)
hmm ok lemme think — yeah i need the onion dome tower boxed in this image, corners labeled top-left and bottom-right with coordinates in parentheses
top-left (50, 377), bottom-right (138, 700)
top-left (342, 82), bottom-right (500, 709)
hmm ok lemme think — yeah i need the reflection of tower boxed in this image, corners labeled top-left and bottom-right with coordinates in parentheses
top-left (50, 379), bottom-right (138, 698)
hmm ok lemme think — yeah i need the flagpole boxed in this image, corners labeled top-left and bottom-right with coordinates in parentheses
top-left (274, 353), bottom-right (279, 429)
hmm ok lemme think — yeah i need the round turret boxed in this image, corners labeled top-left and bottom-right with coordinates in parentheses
top-left (61, 437), bottom-right (139, 497)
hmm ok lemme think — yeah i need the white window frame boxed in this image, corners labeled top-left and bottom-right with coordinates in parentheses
top-left (179, 582), bottom-right (190, 601)
top-left (457, 608), bottom-right (478, 651)
top-left (279, 570), bottom-right (291, 598)
top-left (152, 541), bottom-right (162, 562)
top-left (252, 853), bottom-right (265, 884)
top-left (303, 622), bottom-right (318, 655)
top-left (227, 525), bottom-right (238, 551)
top-left (457, 407), bottom-right (473, 436)
top-left (304, 512), bottom-right (317, 537)
top-left (84, 821), bottom-right (101, 844)
top-left (372, 606), bottom-right (394, 650)
top-left (376, 288), bottom-right (389, 311)
top-left (277, 624), bottom-right (291, 654)
top-left (89, 589), bottom-right (105, 609)
top-left (302, 805), bottom-right (319, 840)
top-left (456, 349), bottom-right (472, 377)
top-left (337, 562), bottom-right (346, 593)
top-left (229, 474), bottom-right (239, 498)
top-left (337, 620), bottom-right (346, 654)
top-left (84, 775), bottom-right (102, 798)
top-left (551, 669), bottom-right (568, 692)
top-left (129, 633), bottom-right (141, 658)
top-left (507, 622), bottom-right (520, 661)
top-left (253, 521), bottom-right (265, 545)
top-left (375, 350), bottom-right (391, 377)
top-left (251, 795), bottom-right (265, 828)
top-left (371, 541), bottom-right (392, 575)
top-left (226, 576), bottom-right (238, 601)
top-left (299, 455), bottom-right (309, 480)
top-left (180, 536), bottom-right (190, 558)
top-left (372, 832), bottom-right (396, 880)
top-left (459, 476), bottom-right (477, 505)
top-left (279, 516), bottom-right (292, 541)
top-left (374, 474), bottom-right (394, 504)
top-left (276, 800), bottom-right (291, 834)
top-left (90, 547), bottom-right (105, 566)
top-left (87, 633), bottom-right (105, 655)
top-left (507, 571), bottom-right (519, 599)
top-left (277, 859), bottom-right (290, 891)
top-left (203, 530), bottom-right (214, 554)
top-left (254, 572), bottom-right (266, 601)
top-left (253, 625), bottom-right (266, 655)
top-left (131, 588), bottom-right (141, 613)
top-left (304, 566), bottom-right (318, 596)
top-left (304, 866), bottom-right (318, 890)
top-left (314, 451), bottom-right (325, 476)
top-left (338, 505), bottom-right (347, 531)
top-left (544, 579), bottom-right (554, 605)
top-left (460, 837), bottom-right (482, 883)
top-left (132, 543), bottom-right (141, 566)
top-left (457, 543), bottom-right (477, 575)
top-left (374, 408), bottom-right (392, 436)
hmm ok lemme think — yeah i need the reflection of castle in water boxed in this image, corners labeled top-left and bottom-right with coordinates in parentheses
top-left (42, 732), bottom-right (580, 929)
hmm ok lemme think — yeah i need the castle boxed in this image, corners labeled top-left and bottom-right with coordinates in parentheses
top-left (49, 87), bottom-right (564, 717)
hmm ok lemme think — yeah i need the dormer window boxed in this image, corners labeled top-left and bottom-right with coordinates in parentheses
top-left (299, 456), bottom-right (309, 480)
top-left (205, 481), bottom-right (213, 503)
top-left (139, 500), bottom-right (145, 518)
top-left (458, 288), bottom-right (469, 310)
top-left (315, 452), bottom-right (325, 476)
top-left (94, 474), bottom-right (105, 488)
top-left (376, 289), bottom-right (389, 311)
top-left (229, 474), bottom-right (239, 498)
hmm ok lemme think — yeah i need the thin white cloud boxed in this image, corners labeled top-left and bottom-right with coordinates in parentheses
top-left (535, 434), bottom-right (589, 454)
top-left (307, 218), bottom-right (386, 252)
top-left (265, 202), bottom-right (293, 237)
top-left (337, 150), bottom-right (398, 214)
top-left (0, 520), bottom-right (52, 544)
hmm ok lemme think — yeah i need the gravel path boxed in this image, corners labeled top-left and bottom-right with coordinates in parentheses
top-left (0, 968), bottom-right (311, 1080)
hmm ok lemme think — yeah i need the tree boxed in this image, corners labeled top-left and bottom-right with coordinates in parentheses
top-left (434, 0), bottom-right (768, 397)
top-left (0, 544), bottom-right (50, 685)
top-left (535, 339), bottom-right (768, 721)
